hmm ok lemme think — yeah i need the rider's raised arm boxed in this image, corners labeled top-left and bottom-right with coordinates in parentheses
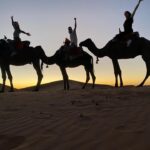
top-left (11, 16), bottom-right (15, 27)
top-left (74, 18), bottom-right (77, 31)
top-left (131, 0), bottom-right (143, 18)
top-left (20, 30), bottom-right (31, 36)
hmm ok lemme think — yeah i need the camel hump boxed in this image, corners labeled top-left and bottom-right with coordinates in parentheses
top-left (133, 32), bottom-right (140, 38)
top-left (69, 46), bottom-right (83, 55)
top-left (59, 45), bottom-right (83, 61)
top-left (14, 41), bottom-right (30, 49)
top-left (22, 40), bottom-right (30, 47)
top-left (36, 45), bottom-right (41, 48)
top-left (113, 31), bottom-right (140, 43)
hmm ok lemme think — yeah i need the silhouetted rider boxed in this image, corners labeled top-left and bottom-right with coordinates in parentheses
top-left (68, 18), bottom-right (78, 47)
top-left (119, 0), bottom-right (143, 46)
top-left (11, 16), bottom-right (31, 48)
top-left (124, 0), bottom-right (142, 33)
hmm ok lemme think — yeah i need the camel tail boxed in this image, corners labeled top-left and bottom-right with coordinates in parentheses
top-left (96, 56), bottom-right (99, 64)
top-left (36, 45), bottom-right (48, 64)
top-left (35, 45), bottom-right (49, 71)
top-left (41, 61), bottom-right (44, 71)
top-left (41, 61), bottom-right (48, 71)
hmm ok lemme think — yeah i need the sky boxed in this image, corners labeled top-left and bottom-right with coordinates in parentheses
top-left (0, 0), bottom-right (150, 88)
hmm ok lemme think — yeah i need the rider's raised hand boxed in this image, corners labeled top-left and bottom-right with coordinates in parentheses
top-left (11, 16), bottom-right (14, 20)
top-left (26, 33), bottom-right (31, 36)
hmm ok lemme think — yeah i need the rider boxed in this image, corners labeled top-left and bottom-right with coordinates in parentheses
top-left (11, 16), bottom-right (31, 49)
top-left (64, 38), bottom-right (71, 47)
top-left (120, 0), bottom-right (143, 46)
top-left (61, 38), bottom-right (71, 60)
top-left (61, 18), bottom-right (81, 61)
top-left (68, 18), bottom-right (78, 47)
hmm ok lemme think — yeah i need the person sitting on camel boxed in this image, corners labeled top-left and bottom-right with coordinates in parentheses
top-left (118, 0), bottom-right (143, 47)
top-left (62, 37), bottom-right (83, 61)
top-left (11, 16), bottom-right (31, 49)
top-left (68, 18), bottom-right (78, 47)
top-left (60, 38), bottom-right (71, 60)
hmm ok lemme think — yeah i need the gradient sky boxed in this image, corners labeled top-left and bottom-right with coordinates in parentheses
top-left (1, 0), bottom-right (150, 88)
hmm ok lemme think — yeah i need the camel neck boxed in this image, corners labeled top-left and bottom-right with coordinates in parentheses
top-left (47, 55), bottom-right (56, 65)
top-left (86, 40), bottom-right (106, 57)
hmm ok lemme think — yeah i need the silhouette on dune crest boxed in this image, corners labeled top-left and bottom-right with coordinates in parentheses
top-left (0, 38), bottom-right (48, 92)
top-left (80, 37), bottom-right (150, 87)
top-left (43, 46), bottom-right (96, 90)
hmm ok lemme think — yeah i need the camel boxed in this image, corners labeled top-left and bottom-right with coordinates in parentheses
top-left (79, 37), bottom-right (150, 87)
top-left (43, 46), bottom-right (96, 90)
top-left (0, 39), bottom-right (48, 92)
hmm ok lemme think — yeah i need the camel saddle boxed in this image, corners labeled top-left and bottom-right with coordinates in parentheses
top-left (60, 45), bottom-right (83, 61)
top-left (6, 39), bottom-right (30, 49)
top-left (6, 39), bottom-right (30, 57)
top-left (113, 32), bottom-right (140, 43)
top-left (14, 41), bottom-right (30, 49)
top-left (65, 46), bottom-right (83, 61)
top-left (69, 47), bottom-right (82, 55)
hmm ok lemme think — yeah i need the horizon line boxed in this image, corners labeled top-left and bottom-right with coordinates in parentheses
top-left (1, 79), bottom-right (150, 89)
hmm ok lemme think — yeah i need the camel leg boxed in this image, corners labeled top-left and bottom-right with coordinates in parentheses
top-left (89, 68), bottom-right (96, 89)
top-left (112, 59), bottom-right (123, 87)
top-left (60, 67), bottom-right (69, 90)
top-left (0, 66), bottom-right (6, 92)
top-left (138, 73), bottom-right (149, 87)
top-left (137, 60), bottom-right (150, 87)
top-left (90, 71), bottom-right (96, 88)
top-left (82, 69), bottom-right (90, 89)
top-left (119, 72), bottom-right (123, 87)
top-left (5, 65), bottom-right (14, 92)
top-left (89, 59), bottom-right (96, 88)
top-left (33, 61), bottom-right (43, 91)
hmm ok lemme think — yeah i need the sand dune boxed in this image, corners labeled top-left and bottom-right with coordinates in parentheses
top-left (0, 81), bottom-right (150, 150)
top-left (0, 84), bottom-right (18, 92)
top-left (20, 80), bottom-right (112, 91)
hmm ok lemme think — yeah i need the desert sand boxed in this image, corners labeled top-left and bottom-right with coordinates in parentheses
top-left (0, 81), bottom-right (150, 150)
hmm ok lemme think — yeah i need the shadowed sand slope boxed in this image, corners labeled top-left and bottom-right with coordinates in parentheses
top-left (0, 86), bottom-right (150, 150)
top-left (20, 80), bottom-right (112, 91)
top-left (0, 84), bottom-right (18, 92)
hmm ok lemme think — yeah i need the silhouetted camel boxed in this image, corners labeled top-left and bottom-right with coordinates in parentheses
top-left (43, 47), bottom-right (96, 90)
top-left (79, 38), bottom-right (150, 87)
top-left (0, 39), bottom-right (48, 92)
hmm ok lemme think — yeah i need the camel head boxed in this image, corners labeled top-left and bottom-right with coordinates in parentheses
top-left (0, 39), bottom-right (8, 49)
top-left (80, 38), bottom-right (105, 58)
top-left (79, 38), bottom-right (92, 48)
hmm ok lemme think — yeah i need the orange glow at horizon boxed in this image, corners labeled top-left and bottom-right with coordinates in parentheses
top-left (4, 77), bottom-right (150, 89)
